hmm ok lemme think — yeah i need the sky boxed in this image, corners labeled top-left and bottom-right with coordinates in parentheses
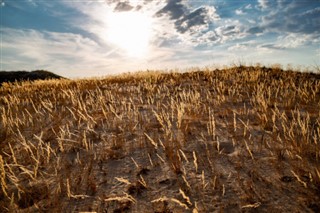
top-left (0, 0), bottom-right (319, 78)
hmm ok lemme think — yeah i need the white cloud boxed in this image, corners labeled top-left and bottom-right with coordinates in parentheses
top-left (245, 4), bottom-right (252, 9)
top-left (0, 28), bottom-right (128, 77)
top-left (277, 33), bottom-right (318, 48)
top-left (227, 40), bottom-right (258, 51)
top-left (257, 0), bottom-right (270, 9)
top-left (257, 1), bottom-right (320, 35)
top-left (27, 0), bottom-right (37, 7)
top-left (247, 19), bottom-right (256, 24)
top-left (215, 22), bottom-right (246, 43)
top-left (235, 9), bottom-right (245, 15)
top-left (228, 43), bottom-right (248, 51)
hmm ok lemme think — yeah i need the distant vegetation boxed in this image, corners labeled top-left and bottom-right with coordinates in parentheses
top-left (0, 70), bottom-right (64, 86)
top-left (0, 66), bottom-right (319, 212)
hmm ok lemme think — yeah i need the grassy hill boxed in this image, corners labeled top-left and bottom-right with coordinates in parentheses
top-left (0, 70), bottom-right (64, 86)
top-left (0, 66), bottom-right (319, 212)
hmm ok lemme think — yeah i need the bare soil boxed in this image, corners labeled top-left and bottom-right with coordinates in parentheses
top-left (0, 66), bottom-right (319, 212)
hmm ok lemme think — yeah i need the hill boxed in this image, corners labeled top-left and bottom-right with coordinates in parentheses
top-left (0, 66), bottom-right (319, 212)
top-left (0, 70), bottom-right (64, 86)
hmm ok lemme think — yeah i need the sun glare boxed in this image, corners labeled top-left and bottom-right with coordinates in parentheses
top-left (106, 12), bottom-right (152, 58)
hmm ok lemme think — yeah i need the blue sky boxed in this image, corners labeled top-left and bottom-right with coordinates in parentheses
top-left (0, 0), bottom-right (319, 77)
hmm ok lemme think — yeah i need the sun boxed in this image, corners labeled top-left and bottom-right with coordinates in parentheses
top-left (106, 11), bottom-right (152, 58)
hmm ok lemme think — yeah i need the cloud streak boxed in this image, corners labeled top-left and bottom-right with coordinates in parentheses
top-left (0, 28), bottom-right (123, 77)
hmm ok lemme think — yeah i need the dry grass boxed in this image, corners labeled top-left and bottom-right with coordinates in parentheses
top-left (0, 65), bottom-right (319, 212)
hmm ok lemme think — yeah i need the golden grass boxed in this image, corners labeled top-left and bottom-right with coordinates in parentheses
top-left (0, 65), bottom-right (319, 212)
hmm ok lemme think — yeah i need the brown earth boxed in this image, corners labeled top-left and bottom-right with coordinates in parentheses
top-left (0, 66), bottom-right (319, 212)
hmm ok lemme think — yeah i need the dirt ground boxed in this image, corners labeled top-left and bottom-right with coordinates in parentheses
top-left (0, 66), bottom-right (319, 212)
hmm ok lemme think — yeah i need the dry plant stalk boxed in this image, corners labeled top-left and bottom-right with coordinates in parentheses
top-left (156, 153), bottom-right (165, 163)
top-left (105, 193), bottom-right (136, 204)
top-left (131, 157), bottom-right (140, 168)
top-left (151, 196), bottom-right (189, 210)
top-left (115, 177), bottom-right (131, 185)
top-left (193, 151), bottom-right (198, 173)
top-left (179, 149), bottom-right (189, 162)
top-left (244, 140), bottom-right (254, 160)
top-left (241, 202), bottom-right (261, 209)
top-left (144, 133), bottom-right (158, 149)
top-left (182, 175), bottom-right (191, 190)
top-left (291, 170), bottom-right (307, 188)
top-left (0, 155), bottom-right (8, 197)
top-left (207, 109), bottom-right (216, 139)
top-left (179, 188), bottom-right (192, 206)
top-left (139, 175), bottom-right (147, 188)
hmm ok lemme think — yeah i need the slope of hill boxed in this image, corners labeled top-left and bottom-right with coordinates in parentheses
top-left (0, 66), bottom-right (319, 212)
top-left (0, 70), bottom-right (64, 85)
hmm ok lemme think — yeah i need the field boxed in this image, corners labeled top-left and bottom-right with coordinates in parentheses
top-left (0, 65), bottom-right (319, 212)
